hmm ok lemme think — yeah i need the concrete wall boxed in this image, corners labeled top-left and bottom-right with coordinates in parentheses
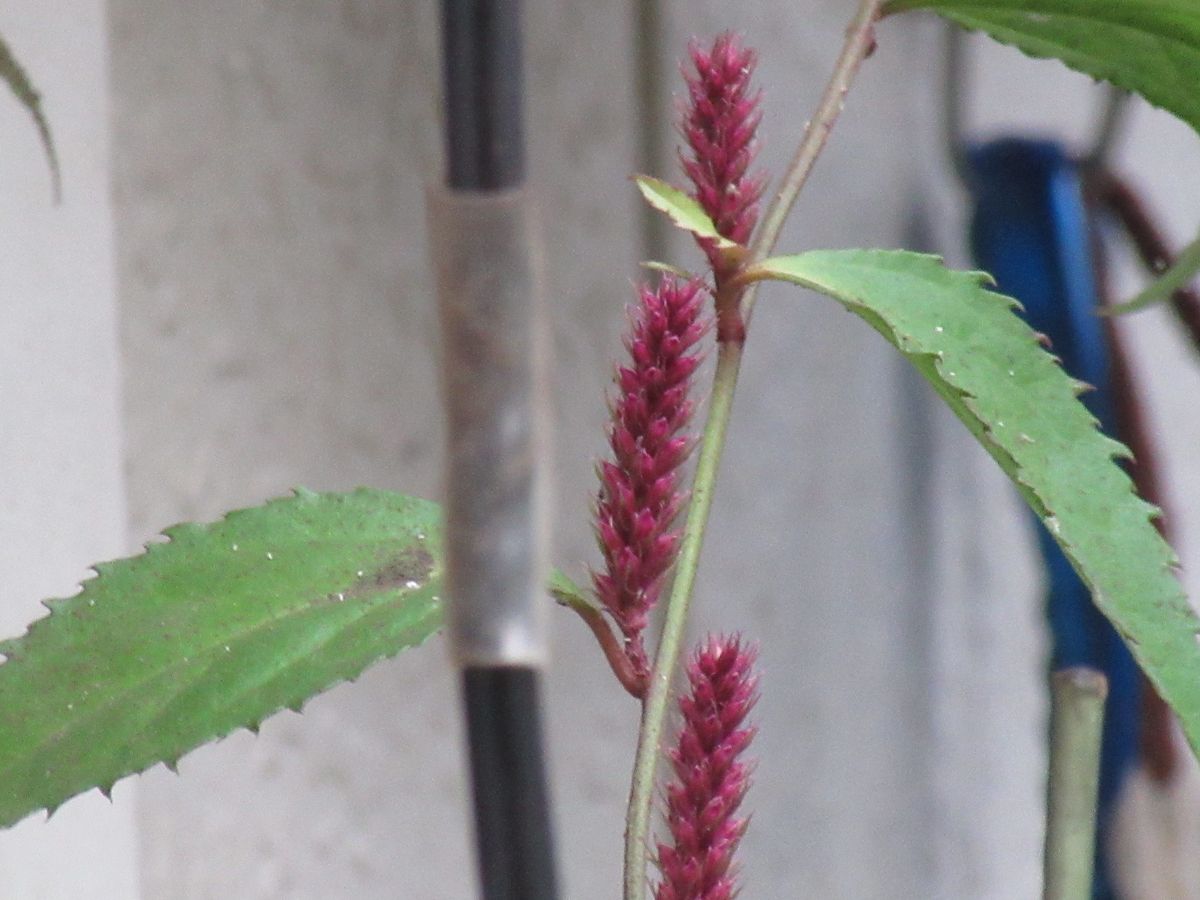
top-left (0, 3), bottom-right (139, 896)
top-left (3, 1), bottom-right (1199, 897)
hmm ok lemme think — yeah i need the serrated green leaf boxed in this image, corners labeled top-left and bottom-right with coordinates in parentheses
top-left (885, 0), bottom-right (1200, 137)
top-left (0, 488), bottom-right (443, 827)
top-left (0, 32), bottom-right (59, 200)
top-left (748, 249), bottom-right (1200, 752)
top-left (635, 176), bottom-right (739, 249)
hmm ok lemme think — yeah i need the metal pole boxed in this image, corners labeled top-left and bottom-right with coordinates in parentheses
top-left (431, 1), bottom-right (558, 898)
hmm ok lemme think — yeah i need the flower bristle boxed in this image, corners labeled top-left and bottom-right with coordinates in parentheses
top-left (655, 634), bottom-right (759, 900)
top-left (591, 276), bottom-right (709, 686)
top-left (681, 31), bottom-right (765, 285)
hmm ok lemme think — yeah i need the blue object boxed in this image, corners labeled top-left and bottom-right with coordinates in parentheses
top-left (966, 139), bottom-right (1139, 900)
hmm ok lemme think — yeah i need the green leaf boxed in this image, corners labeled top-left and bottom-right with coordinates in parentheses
top-left (639, 260), bottom-right (695, 279)
top-left (549, 568), bottom-right (590, 609)
top-left (748, 249), bottom-right (1200, 752)
top-left (1104, 228), bottom-right (1200, 316)
top-left (635, 176), bottom-right (739, 249)
top-left (0, 32), bottom-right (59, 200)
top-left (0, 488), bottom-right (443, 828)
top-left (884, 0), bottom-right (1200, 137)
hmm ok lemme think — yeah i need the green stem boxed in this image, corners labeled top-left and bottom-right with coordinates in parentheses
top-left (621, 4), bottom-right (886, 897)
top-left (623, 340), bottom-right (742, 900)
top-left (1044, 668), bottom-right (1107, 900)
top-left (1103, 229), bottom-right (1200, 316)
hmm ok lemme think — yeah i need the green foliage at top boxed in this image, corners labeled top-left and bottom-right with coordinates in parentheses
top-left (885, 0), bottom-right (1200, 138)
top-left (748, 249), bottom-right (1200, 753)
top-left (0, 32), bottom-right (59, 199)
top-left (0, 488), bottom-right (444, 828)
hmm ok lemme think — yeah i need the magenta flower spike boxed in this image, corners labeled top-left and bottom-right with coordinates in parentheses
top-left (656, 635), bottom-right (759, 900)
top-left (592, 276), bottom-right (709, 691)
top-left (681, 33), bottom-right (765, 299)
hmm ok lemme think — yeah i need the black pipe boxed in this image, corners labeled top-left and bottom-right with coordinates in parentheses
top-left (437, 2), bottom-right (558, 898)
top-left (462, 668), bottom-right (558, 900)
top-left (441, 0), bottom-right (525, 190)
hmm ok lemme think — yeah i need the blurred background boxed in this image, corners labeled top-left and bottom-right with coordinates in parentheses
top-left (2, 1), bottom-right (1199, 897)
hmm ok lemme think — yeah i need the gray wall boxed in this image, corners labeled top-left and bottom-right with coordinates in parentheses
top-left (3, 1), bottom-right (1200, 897)
top-left (0, 2), bottom-right (139, 896)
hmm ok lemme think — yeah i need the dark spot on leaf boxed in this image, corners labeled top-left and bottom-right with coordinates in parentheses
top-left (371, 547), bottom-right (435, 590)
top-left (312, 546), bottom-right (438, 607)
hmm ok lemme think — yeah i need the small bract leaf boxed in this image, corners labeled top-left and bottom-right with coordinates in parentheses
top-left (549, 569), bottom-right (590, 609)
top-left (885, 0), bottom-right (1200, 138)
top-left (639, 260), bottom-right (695, 279)
top-left (748, 249), bottom-right (1200, 755)
top-left (0, 488), bottom-right (444, 828)
top-left (635, 176), bottom-right (739, 249)
top-left (0, 33), bottom-right (59, 200)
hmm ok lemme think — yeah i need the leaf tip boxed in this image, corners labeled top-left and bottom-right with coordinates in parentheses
top-left (639, 260), bottom-right (694, 279)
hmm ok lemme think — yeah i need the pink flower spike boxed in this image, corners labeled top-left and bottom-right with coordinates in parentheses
top-left (681, 32), bottom-right (765, 293)
top-left (655, 634), bottom-right (759, 900)
top-left (591, 276), bottom-right (710, 691)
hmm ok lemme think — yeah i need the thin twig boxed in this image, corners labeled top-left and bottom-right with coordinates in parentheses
top-left (621, 4), bottom-right (887, 897)
top-left (742, 0), bottom-right (883, 322)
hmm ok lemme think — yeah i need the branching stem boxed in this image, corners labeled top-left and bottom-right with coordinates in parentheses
top-left (621, 3), bottom-right (886, 897)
